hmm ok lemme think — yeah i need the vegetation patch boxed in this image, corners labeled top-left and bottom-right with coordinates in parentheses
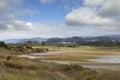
top-left (0, 56), bottom-right (101, 80)
top-left (38, 55), bottom-right (95, 62)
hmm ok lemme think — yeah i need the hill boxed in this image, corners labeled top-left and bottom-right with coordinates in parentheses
top-left (2, 38), bottom-right (46, 44)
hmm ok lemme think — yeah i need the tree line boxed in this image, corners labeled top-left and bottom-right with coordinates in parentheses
top-left (45, 36), bottom-right (120, 46)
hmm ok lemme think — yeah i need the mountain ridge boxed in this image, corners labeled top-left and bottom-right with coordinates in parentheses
top-left (2, 38), bottom-right (46, 44)
top-left (1, 34), bottom-right (120, 44)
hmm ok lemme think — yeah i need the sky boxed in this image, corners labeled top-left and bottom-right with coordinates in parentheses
top-left (0, 0), bottom-right (120, 40)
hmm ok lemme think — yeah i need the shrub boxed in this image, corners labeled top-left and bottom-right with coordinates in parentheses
top-left (6, 56), bottom-right (11, 61)
top-left (0, 41), bottom-right (8, 49)
top-left (62, 64), bottom-right (83, 72)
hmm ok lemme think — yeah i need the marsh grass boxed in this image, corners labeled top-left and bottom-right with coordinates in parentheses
top-left (0, 55), bottom-right (102, 80)
top-left (62, 51), bottom-right (112, 55)
top-left (0, 45), bottom-right (120, 80)
top-left (32, 45), bottom-right (120, 50)
top-left (38, 55), bottom-right (95, 62)
top-left (0, 53), bottom-right (120, 80)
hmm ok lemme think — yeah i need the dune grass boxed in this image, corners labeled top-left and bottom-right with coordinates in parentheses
top-left (0, 55), bottom-right (101, 80)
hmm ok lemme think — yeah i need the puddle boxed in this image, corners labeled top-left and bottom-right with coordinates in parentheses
top-left (41, 60), bottom-right (120, 70)
top-left (90, 55), bottom-right (120, 63)
top-left (19, 55), bottom-right (46, 59)
top-left (19, 53), bottom-right (120, 70)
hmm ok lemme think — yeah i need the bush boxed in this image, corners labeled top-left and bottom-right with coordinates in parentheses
top-left (0, 41), bottom-right (8, 49)
top-left (6, 56), bottom-right (11, 61)
top-left (62, 64), bottom-right (83, 72)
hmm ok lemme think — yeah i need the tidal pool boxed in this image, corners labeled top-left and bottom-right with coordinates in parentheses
top-left (41, 60), bottom-right (120, 70)
top-left (90, 55), bottom-right (120, 64)
top-left (19, 53), bottom-right (120, 70)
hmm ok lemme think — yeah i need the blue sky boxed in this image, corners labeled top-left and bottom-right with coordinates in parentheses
top-left (18, 0), bottom-right (83, 23)
top-left (0, 0), bottom-right (120, 40)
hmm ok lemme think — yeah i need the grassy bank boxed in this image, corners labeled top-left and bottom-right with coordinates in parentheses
top-left (37, 55), bottom-right (95, 62)
top-left (32, 45), bottom-right (120, 51)
top-left (0, 43), bottom-right (120, 80)
top-left (0, 55), bottom-right (120, 80)
top-left (0, 55), bottom-right (101, 80)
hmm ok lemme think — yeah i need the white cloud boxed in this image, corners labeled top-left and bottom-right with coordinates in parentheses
top-left (40, 0), bottom-right (56, 4)
top-left (65, 0), bottom-right (120, 36)
top-left (26, 22), bottom-right (33, 29)
top-left (1, 22), bottom-right (120, 40)
top-left (0, 20), bottom-right (34, 31)
top-left (11, 20), bottom-right (34, 30)
top-left (84, 0), bottom-right (104, 6)
top-left (98, 0), bottom-right (120, 18)
top-left (65, 7), bottom-right (116, 26)
top-left (0, 0), bottom-right (37, 31)
top-left (0, 0), bottom-right (120, 40)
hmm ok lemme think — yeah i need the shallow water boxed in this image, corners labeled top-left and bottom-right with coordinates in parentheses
top-left (90, 55), bottom-right (120, 63)
top-left (19, 52), bottom-right (120, 70)
top-left (41, 60), bottom-right (120, 70)
top-left (19, 55), bottom-right (46, 59)
top-left (26, 54), bottom-right (120, 64)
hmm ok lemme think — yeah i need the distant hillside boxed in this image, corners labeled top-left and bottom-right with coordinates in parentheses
top-left (105, 34), bottom-right (120, 38)
top-left (46, 34), bottom-right (120, 46)
top-left (3, 38), bottom-right (46, 44)
top-left (2, 34), bottom-right (120, 44)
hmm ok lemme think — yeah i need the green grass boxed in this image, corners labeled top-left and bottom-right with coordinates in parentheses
top-left (32, 45), bottom-right (120, 51)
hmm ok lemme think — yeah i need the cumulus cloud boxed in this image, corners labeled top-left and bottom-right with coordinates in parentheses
top-left (0, 0), bottom-right (37, 32)
top-left (65, 0), bottom-right (120, 37)
top-left (98, 0), bottom-right (120, 18)
top-left (40, 0), bottom-right (56, 4)
top-left (0, 20), bottom-right (34, 31)
top-left (0, 0), bottom-right (120, 40)
top-left (9, 20), bottom-right (34, 30)
top-left (65, 0), bottom-right (120, 27)
top-left (65, 7), bottom-right (116, 26)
